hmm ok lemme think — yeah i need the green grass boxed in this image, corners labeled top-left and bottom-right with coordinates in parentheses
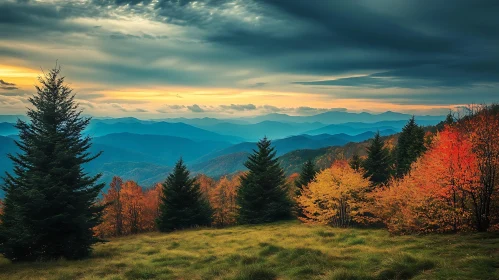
top-left (1, 221), bottom-right (498, 279)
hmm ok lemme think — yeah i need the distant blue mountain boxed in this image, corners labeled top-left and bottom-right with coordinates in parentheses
top-left (192, 120), bottom-right (326, 141)
top-left (156, 117), bottom-right (250, 126)
top-left (305, 122), bottom-right (405, 136)
top-left (85, 121), bottom-right (244, 143)
top-left (238, 111), bottom-right (444, 124)
top-left (92, 133), bottom-right (231, 165)
top-left (194, 130), bottom-right (390, 163)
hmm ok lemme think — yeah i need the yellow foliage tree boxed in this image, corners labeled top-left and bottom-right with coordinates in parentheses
top-left (297, 160), bottom-right (370, 227)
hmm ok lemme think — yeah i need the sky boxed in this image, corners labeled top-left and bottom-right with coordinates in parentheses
top-left (0, 0), bottom-right (498, 118)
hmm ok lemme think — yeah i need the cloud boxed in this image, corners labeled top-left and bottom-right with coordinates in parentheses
top-left (187, 104), bottom-right (204, 112)
top-left (0, 0), bottom-right (498, 112)
top-left (261, 105), bottom-right (282, 113)
top-left (110, 103), bottom-right (128, 112)
top-left (0, 79), bottom-right (18, 90)
top-left (247, 82), bottom-right (267, 88)
top-left (156, 105), bottom-right (189, 113)
top-left (220, 104), bottom-right (256, 111)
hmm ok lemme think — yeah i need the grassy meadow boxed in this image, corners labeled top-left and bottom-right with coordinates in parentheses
top-left (0, 221), bottom-right (498, 280)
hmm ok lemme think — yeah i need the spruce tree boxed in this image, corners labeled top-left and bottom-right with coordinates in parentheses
top-left (349, 153), bottom-right (363, 171)
top-left (395, 117), bottom-right (426, 178)
top-left (362, 132), bottom-right (392, 187)
top-left (237, 137), bottom-right (292, 224)
top-left (295, 159), bottom-right (317, 196)
top-left (157, 159), bottom-right (212, 232)
top-left (0, 67), bottom-right (104, 261)
top-left (294, 159), bottom-right (317, 219)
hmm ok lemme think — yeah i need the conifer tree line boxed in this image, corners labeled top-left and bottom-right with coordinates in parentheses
top-left (1, 68), bottom-right (499, 262)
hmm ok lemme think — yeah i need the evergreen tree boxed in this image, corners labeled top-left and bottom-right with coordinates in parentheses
top-left (237, 137), bottom-right (292, 224)
top-left (294, 159), bottom-right (318, 196)
top-left (0, 67), bottom-right (104, 261)
top-left (362, 132), bottom-right (392, 187)
top-left (349, 153), bottom-right (363, 171)
top-left (444, 113), bottom-right (455, 125)
top-left (294, 159), bottom-right (317, 219)
top-left (157, 159), bottom-right (212, 232)
top-left (395, 117), bottom-right (426, 178)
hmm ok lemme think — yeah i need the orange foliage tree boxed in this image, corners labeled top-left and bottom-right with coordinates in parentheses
top-left (142, 183), bottom-right (161, 232)
top-left (463, 106), bottom-right (499, 231)
top-left (210, 175), bottom-right (240, 227)
top-left (95, 177), bottom-right (124, 237)
top-left (95, 177), bottom-right (162, 237)
top-left (371, 125), bottom-right (481, 233)
top-left (196, 174), bottom-right (216, 200)
top-left (297, 160), bottom-right (370, 227)
top-left (121, 180), bottom-right (145, 235)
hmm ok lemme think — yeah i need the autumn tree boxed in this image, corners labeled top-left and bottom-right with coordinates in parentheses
top-left (298, 160), bottom-right (370, 227)
top-left (371, 126), bottom-right (480, 233)
top-left (121, 181), bottom-right (144, 234)
top-left (362, 132), bottom-right (393, 187)
top-left (237, 138), bottom-right (292, 224)
top-left (211, 175), bottom-right (240, 227)
top-left (95, 179), bottom-right (161, 237)
top-left (0, 67), bottom-right (104, 261)
top-left (196, 174), bottom-right (216, 200)
top-left (142, 184), bottom-right (161, 232)
top-left (395, 117), bottom-right (426, 178)
top-left (464, 105), bottom-right (499, 231)
top-left (95, 177), bottom-right (124, 237)
top-left (157, 159), bottom-right (212, 231)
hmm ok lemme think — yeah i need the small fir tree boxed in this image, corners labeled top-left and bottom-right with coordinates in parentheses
top-left (237, 137), bottom-right (292, 224)
top-left (349, 153), bottom-right (363, 171)
top-left (395, 117), bottom-right (426, 178)
top-left (294, 159), bottom-right (318, 196)
top-left (157, 159), bottom-right (212, 232)
top-left (0, 67), bottom-right (105, 261)
top-left (362, 132), bottom-right (393, 187)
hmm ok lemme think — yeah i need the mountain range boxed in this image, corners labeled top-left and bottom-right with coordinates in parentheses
top-left (0, 110), bottom-right (445, 196)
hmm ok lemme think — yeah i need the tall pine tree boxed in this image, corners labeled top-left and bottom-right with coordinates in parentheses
top-left (295, 159), bottom-right (317, 196)
top-left (157, 159), bottom-right (212, 232)
top-left (0, 67), bottom-right (104, 261)
top-left (395, 117), bottom-right (426, 178)
top-left (362, 132), bottom-right (392, 187)
top-left (237, 137), bottom-right (292, 224)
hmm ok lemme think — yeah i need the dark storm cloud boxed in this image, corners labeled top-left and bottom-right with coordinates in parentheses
top-left (1, 0), bottom-right (498, 106)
